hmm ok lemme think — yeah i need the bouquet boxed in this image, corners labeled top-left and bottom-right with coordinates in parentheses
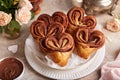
top-left (0, 0), bottom-right (34, 38)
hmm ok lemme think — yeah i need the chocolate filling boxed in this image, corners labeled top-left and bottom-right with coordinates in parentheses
top-left (0, 58), bottom-right (23, 80)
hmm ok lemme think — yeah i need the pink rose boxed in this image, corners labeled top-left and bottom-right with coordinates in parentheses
top-left (19, 0), bottom-right (33, 10)
top-left (0, 11), bottom-right (12, 26)
top-left (15, 7), bottom-right (31, 25)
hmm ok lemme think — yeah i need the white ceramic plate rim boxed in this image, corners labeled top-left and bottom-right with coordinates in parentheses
top-left (25, 36), bottom-right (105, 79)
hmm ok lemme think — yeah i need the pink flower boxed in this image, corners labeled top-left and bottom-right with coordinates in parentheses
top-left (19, 0), bottom-right (33, 10)
top-left (15, 7), bottom-right (31, 25)
top-left (0, 11), bottom-right (12, 26)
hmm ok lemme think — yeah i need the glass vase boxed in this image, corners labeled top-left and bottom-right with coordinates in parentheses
top-left (3, 20), bottom-right (21, 39)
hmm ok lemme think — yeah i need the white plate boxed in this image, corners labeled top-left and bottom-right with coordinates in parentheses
top-left (25, 35), bottom-right (105, 79)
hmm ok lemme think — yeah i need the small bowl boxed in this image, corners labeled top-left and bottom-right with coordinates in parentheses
top-left (0, 57), bottom-right (24, 80)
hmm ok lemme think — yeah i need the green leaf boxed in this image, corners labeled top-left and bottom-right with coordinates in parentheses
top-left (0, 0), bottom-right (8, 9)
top-left (0, 0), bottom-right (17, 15)
top-left (0, 26), bottom-right (3, 33)
top-left (4, 20), bottom-right (21, 35)
top-left (7, 0), bottom-right (14, 8)
top-left (31, 11), bottom-right (35, 20)
top-left (9, 20), bottom-right (21, 31)
top-left (0, 6), bottom-right (5, 11)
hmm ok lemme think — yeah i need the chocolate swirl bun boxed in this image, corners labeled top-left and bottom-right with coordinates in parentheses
top-left (30, 15), bottom-right (55, 42)
top-left (47, 22), bottom-right (65, 36)
top-left (38, 22), bottom-right (65, 53)
top-left (37, 23), bottom-right (74, 66)
top-left (0, 58), bottom-right (23, 80)
top-left (31, 3), bottom-right (41, 15)
top-left (30, 12), bottom-right (74, 66)
top-left (45, 33), bottom-right (74, 52)
top-left (82, 15), bottom-right (96, 29)
top-left (67, 7), bottom-right (96, 35)
top-left (37, 14), bottom-right (53, 27)
top-left (30, 0), bottom-right (43, 15)
top-left (67, 7), bottom-right (84, 26)
top-left (89, 30), bottom-right (105, 48)
top-left (36, 22), bottom-right (74, 66)
top-left (29, 21), bottom-right (65, 38)
top-left (52, 12), bottom-right (68, 30)
top-left (31, 12), bottom-right (68, 40)
top-left (75, 27), bottom-right (105, 59)
top-left (30, 20), bottom-right (46, 42)
top-left (45, 33), bottom-right (74, 66)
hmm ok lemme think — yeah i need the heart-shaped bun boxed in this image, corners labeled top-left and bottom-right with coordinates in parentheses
top-left (75, 27), bottom-right (105, 59)
top-left (52, 12), bottom-right (68, 30)
top-left (67, 7), bottom-right (96, 35)
top-left (45, 33), bottom-right (74, 66)
top-left (30, 20), bottom-right (46, 42)
top-left (38, 22), bottom-right (65, 53)
top-left (30, 12), bottom-right (74, 66)
top-left (30, 6), bottom-right (105, 67)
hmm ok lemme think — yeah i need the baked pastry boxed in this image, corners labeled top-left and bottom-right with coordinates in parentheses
top-left (37, 14), bottom-right (53, 27)
top-left (37, 22), bottom-right (74, 66)
top-left (30, 12), bottom-right (69, 55)
top-left (31, 14), bottom-right (53, 42)
top-left (37, 12), bottom-right (68, 30)
top-left (45, 33), bottom-right (74, 66)
top-left (30, 20), bottom-right (46, 42)
top-left (30, 18), bottom-right (74, 66)
top-left (82, 15), bottom-right (96, 29)
top-left (30, 20), bottom-right (65, 53)
top-left (52, 12), bottom-right (68, 30)
top-left (75, 27), bottom-right (105, 59)
top-left (29, 0), bottom-right (43, 15)
top-left (67, 7), bottom-right (96, 35)
top-left (31, 3), bottom-right (41, 15)
top-left (38, 22), bottom-right (65, 53)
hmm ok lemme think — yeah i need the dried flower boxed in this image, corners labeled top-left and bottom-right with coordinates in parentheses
top-left (15, 7), bottom-right (31, 25)
top-left (19, 0), bottom-right (33, 10)
top-left (106, 18), bottom-right (120, 32)
top-left (13, 0), bottom-right (20, 5)
top-left (0, 11), bottom-right (12, 26)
